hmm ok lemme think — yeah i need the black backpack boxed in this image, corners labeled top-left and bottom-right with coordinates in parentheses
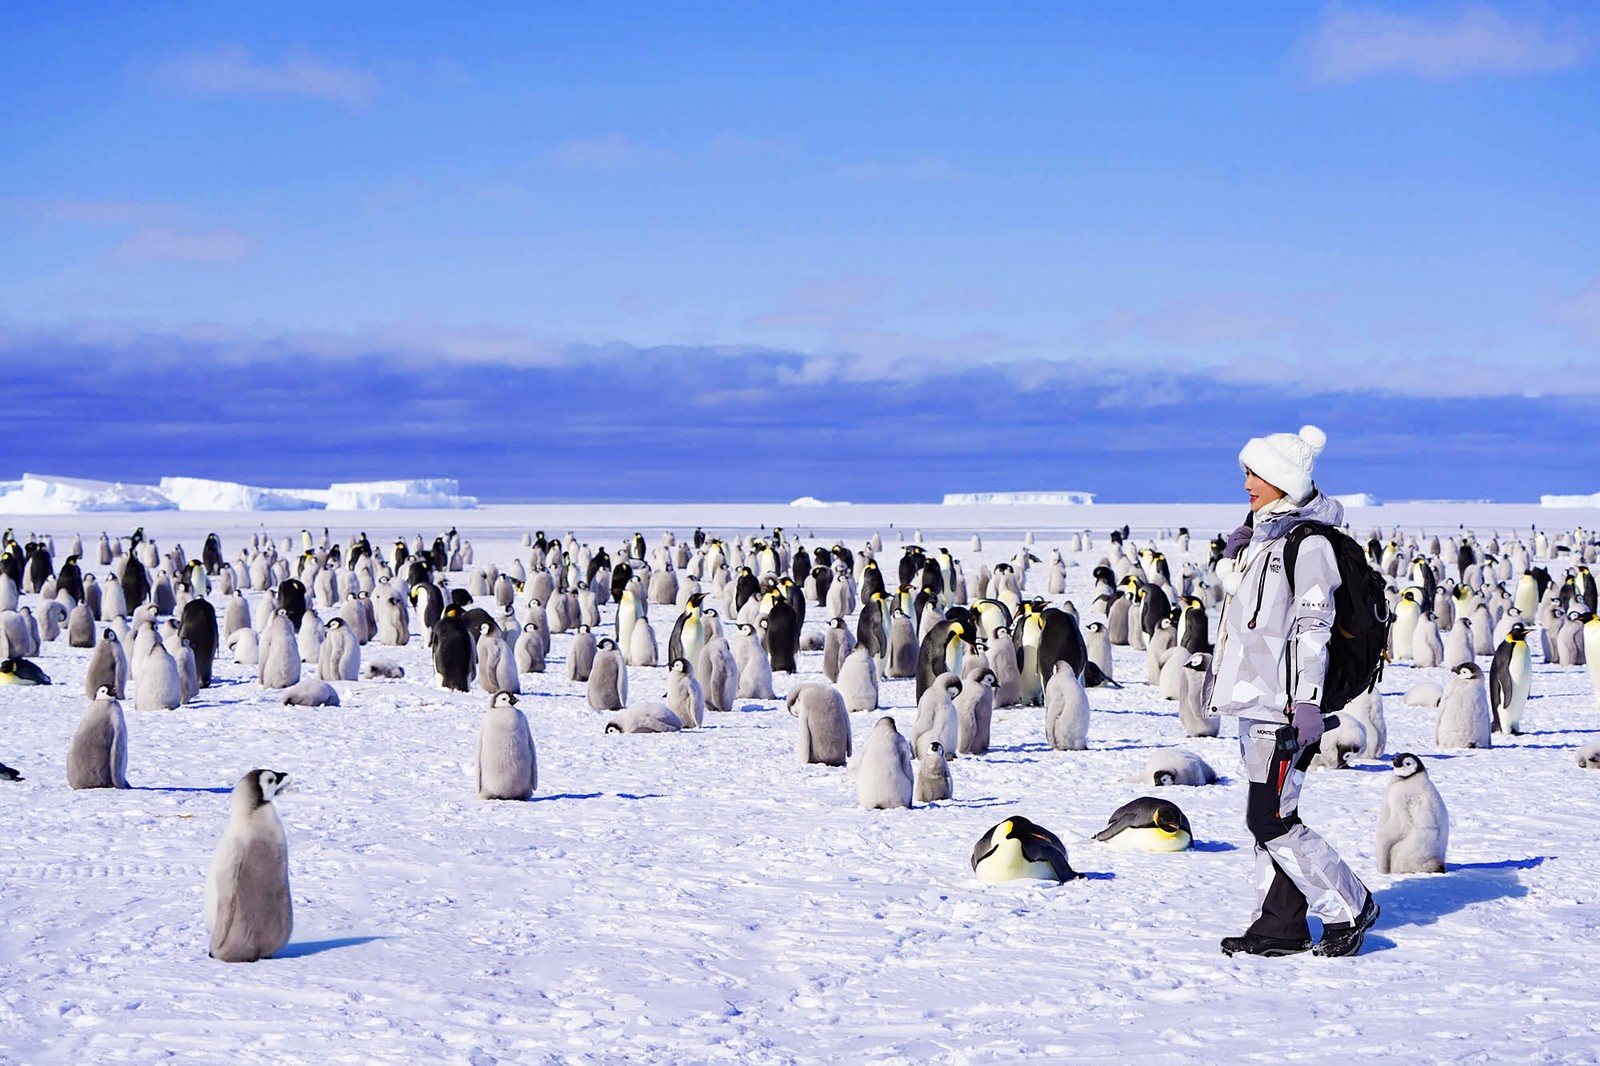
top-left (1283, 521), bottom-right (1392, 713)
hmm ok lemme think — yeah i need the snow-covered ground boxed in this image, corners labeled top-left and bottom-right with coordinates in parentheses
top-left (1, 503), bottom-right (1598, 1064)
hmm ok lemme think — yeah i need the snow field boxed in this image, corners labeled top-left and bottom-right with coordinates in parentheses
top-left (0, 506), bottom-right (1598, 1063)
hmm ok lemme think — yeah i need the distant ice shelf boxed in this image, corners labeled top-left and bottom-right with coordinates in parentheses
top-left (0, 473), bottom-right (478, 513)
top-left (941, 491), bottom-right (1096, 506)
top-left (1540, 493), bottom-right (1600, 508)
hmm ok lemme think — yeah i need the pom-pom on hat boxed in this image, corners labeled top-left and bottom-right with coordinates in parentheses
top-left (1239, 425), bottom-right (1326, 504)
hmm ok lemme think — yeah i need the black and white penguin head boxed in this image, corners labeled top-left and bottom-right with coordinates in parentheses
top-left (94, 685), bottom-right (115, 701)
top-left (1183, 652), bottom-right (1209, 671)
top-left (327, 617), bottom-right (345, 630)
top-left (669, 657), bottom-right (692, 674)
top-left (1153, 770), bottom-right (1176, 787)
top-left (102, 627), bottom-right (118, 642)
top-left (523, 622), bottom-right (539, 634)
top-left (490, 691), bottom-right (518, 708)
top-left (1391, 753), bottom-right (1425, 779)
top-left (943, 675), bottom-right (964, 695)
top-left (598, 637), bottom-right (617, 650)
top-left (1454, 662), bottom-right (1482, 679)
top-left (974, 668), bottom-right (997, 689)
top-left (243, 768), bottom-right (289, 805)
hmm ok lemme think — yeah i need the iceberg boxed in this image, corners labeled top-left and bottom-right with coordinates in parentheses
top-left (0, 473), bottom-right (177, 514)
top-left (0, 473), bottom-right (478, 513)
top-left (1332, 493), bottom-right (1381, 507)
top-left (942, 491), bottom-right (1096, 506)
top-left (789, 496), bottom-right (850, 508)
top-left (1541, 492), bottom-right (1600, 508)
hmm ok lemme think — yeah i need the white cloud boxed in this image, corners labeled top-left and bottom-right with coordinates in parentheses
top-left (156, 47), bottom-right (379, 109)
top-left (106, 227), bottom-right (252, 264)
top-left (551, 133), bottom-right (677, 171)
top-left (1306, 4), bottom-right (1589, 84)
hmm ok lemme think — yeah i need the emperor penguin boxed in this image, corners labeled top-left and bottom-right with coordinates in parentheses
top-left (1411, 613), bottom-right (1444, 669)
top-left (696, 635), bottom-right (739, 713)
top-left (884, 611), bottom-right (918, 679)
top-left (1309, 713), bottom-right (1367, 770)
top-left (732, 623), bottom-right (777, 700)
top-left (987, 628), bottom-right (1023, 707)
top-left (281, 678), bottom-right (341, 707)
top-left (67, 687), bottom-right (129, 789)
top-left (1489, 622), bottom-right (1533, 734)
top-left (567, 624), bottom-right (598, 682)
top-left (317, 617), bottom-right (360, 682)
top-left (1389, 589), bottom-right (1422, 661)
top-left (912, 672), bottom-right (962, 759)
top-left (1092, 796), bottom-right (1193, 852)
top-left (1145, 617), bottom-right (1177, 685)
top-left (605, 703), bottom-right (683, 734)
top-left (789, 683), bottom-right (852, 766)
top-left (258, 609), bottom-right (303, 690)
top-left (1043, 660), bottom-right (1090, 751)
top-left (1343, 686), bottom-right (1388, 760)
top-left (954, 668), bottom-right (997, 755)
top-left (1177, 652), bottom-right (1219, 737)
top-left (1376, 753), bottom-right (1449, 874)
top-left (515, 621), bottom-right (546, 674)
top-left (207, 769), bottom-right (293, 962)
top-left (1083, 620), bottom-right (1113, 683)
top-left (477, 692), bottom-right (537, 799)
top-left (84, 628), bottom-right (128, 699)
top-left (971, 817), bottom-right (1077, 883)
top-left (913, 741), bottom-right (954, 803)
top-left (837, 645), bottom-right (880, 713)
top-left (665, 657), bottom-right (705, 728)
top-left (1584, 613), bottom-right (1600, 709)
top-left (1142, 748), bottom-right (1217, 787)
top-left (586, 637), bottom-right (628, 711)
top-left (1436, 662), bottom-right (1493, 749)
top-left (477, 622), bottom-right (519, 695)
top-left (854, 716), bottom-right (914, 810)
top-left (134, 643), bottom-right (183, 711)
top-left (822, 616), bottom-right (856, 682)
top-left (1442, 616), bottom-right (1475, 671)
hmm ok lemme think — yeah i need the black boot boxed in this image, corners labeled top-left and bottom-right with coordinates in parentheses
top-left (1313, 893), bottom-right (1381, 957)
top-left (1220, 932), bottom-right (1312, 957)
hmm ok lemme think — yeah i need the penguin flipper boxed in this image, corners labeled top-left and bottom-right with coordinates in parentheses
top-left (1018, 827), bottom-right (1076, 881)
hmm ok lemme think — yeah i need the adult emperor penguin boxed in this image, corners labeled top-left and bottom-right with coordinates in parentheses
top-left (837, 645), bottom-right (880, 713)
top-left (854, 716), bottom-right (914, 809)
top-left (912, 672), bottom-right (962, 759)
top-left (0, 657), bottom-right (50, 685)
top-left (915, 620), bottom-right (968, 700)
top-left (665, 657), bottom-right (705, 728)
top-left (477, 692), bottom-right (537, 800)
top-left (913, 741), bottom-right (954, 803)
top-left (1389, 589), bottom-right (1422, 662)
top-left (430, 603), bottom-right (475, 692)
top-left (1585, 613), bottom-right (1600, 709)
top-left (667, 592), bottom-right (710, 667)
top-left (1043, 660), bottom-right (1090, 751)
top-left (67, 686), bottom-right (129, 789)
top-left (1489, 622), bottom-right (1533, 734)
top-left (1092, 797), bottom-right (1193, 852)
top-left (587, 637), bottom-right (628, 711)
top-left (970, 817), bottom-right (1077, 883)
top-left (1376, 753), bottom-right (1449, 874)
top-left (207, 769), bottom-right (293, 962)
top-left (789, 683), bottom-right (852, 766)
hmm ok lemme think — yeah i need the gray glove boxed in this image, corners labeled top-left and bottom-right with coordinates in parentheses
top-left (1292, 702), bottom-right (1326, 747)
top-left (1222, 524), bottom-right (1253, 560)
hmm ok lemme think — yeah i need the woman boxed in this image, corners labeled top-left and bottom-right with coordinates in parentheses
top-left (1206, 425), bottom-right (1379, 958)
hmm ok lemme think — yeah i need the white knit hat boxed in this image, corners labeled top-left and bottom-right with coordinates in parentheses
top-left (1238, 425), bottom-right (1327, 503)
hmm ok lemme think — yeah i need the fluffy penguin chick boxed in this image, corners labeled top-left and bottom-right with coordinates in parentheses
top-left (1376, 753), bottom-right (1449, 874)
top-left (911, 672), bottom-right (962, 759)
top-left (854, 716), bottom-right (914, 809)
top-left (971, 816), bottom-right (1076, 883)
top-left (1309, 713), bottom-right (1367, 770)
top-left (477, 692), bottom-right (537, 799)
top-left (1577, 739), bottom-right (1600, 769)
top-left (1143, 749), bottom-right (1217, 787)
top-left (586, 638), bottom-right (628, 711)
top-left (281, 679), bottom-right (341, 707)
top-left (836, 645), bottom-right (879, 713)
top-left (954, 669), bottom-right (996, 755)
top-left (789, 683), bottom-right (852, 765)
top-left (206, 769), bottom-right (293, 963)
top-left (664, 657), bottom-right (705, 729)
top-left (1436, 662), bottom-right (1493, 750)
top-left (134, 643), bottom-right (183, 711)
top-left (1404, 683), bottom-right (1443, 708)
top-left (67, 687), bottom-right (129, 789)
top-left (1177, 652), bottom-right (1218, 737)
top-left (1043, 661), bottom-right (1090, 751)
top-left (605, 702), bottom-right (683, 734)
top-left (913, 741), bottom-right (954, 803)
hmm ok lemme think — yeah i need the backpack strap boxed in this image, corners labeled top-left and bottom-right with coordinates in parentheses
top-left (1281, 521), bottom-right (1330, 597)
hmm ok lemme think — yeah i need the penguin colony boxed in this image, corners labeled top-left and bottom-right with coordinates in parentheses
top-left (0, 518), bottom-right (1596, 960)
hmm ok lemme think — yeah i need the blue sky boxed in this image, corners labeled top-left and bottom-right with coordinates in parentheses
top-left (2, 3), bottom-right (1597, 502)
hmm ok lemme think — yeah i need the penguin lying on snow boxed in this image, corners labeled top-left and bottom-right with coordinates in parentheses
top-left (971, 816), bottom-right (1077, 883)
top-left (0, 760), bottom-right (22, 781)
top-left (0, 658), bottom-right (51, 685)
top-left (1093, 797), bottom-right (1193, 852)
top-left (1141, 749), bottom-right (1217, 787)
top-left (1576, 739), bottom-right (1600, 769)
top-left (605, 703), bottom-right (683, 734)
